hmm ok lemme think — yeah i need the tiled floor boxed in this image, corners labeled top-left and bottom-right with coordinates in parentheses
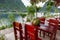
top-left (0, 28), bottom-right (60, 40)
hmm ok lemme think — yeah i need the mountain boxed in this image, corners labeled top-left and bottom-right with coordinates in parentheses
top-left (0, 0), bottom-right (26, 12)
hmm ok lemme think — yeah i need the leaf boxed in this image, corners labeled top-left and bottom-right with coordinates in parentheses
top-left (27, 6), bottom-right (35, 15)
top-left (46, 5), bottom-right (51, 11)
top-left (19, 13), bottom-right (27, 18)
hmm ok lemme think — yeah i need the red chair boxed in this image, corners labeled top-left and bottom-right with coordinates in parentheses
top-left (38, 17), bottom-right (45, 24)
top-left (13, 22), bottom-right (26, 40)
top-left (55, 17), bottom-right (60, 30)
top-left (39, 19), bottom-right (58, 40)
top-left (25, 24), bottom-right (42, 40)
top-left (38, 17), bottom-right (45, 37)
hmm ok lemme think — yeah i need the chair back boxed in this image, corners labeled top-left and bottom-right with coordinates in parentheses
top-left (48, 19), bottom-right (58, 32)
top-left (13, 22), bottom-right (23, 40)
top-left (25, 24), bottom-right (38, 40)
top-left (38, 17), bottom-right (45, 24)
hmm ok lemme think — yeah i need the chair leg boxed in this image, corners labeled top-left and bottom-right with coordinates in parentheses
top-left (53, 33), bottom-right (56, 40)
top-left (40, 30), bottom-right (41, 37)
top-left (43, 32), bottom-right (45, 38)
top-left (14, 30), bottom-right (17, 40)
top-left (19, 31), bottom-right (23, 40)
top-left (14, 28), bottom-right (17, 40)
top-left (48, 33), bottom-right (49, 36)
top-left (15, 36), bottom-right (17, 40)
top-left (50, 34), bottom-right (53, 40)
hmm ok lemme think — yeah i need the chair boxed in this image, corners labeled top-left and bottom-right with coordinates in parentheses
top-left (25, 24), bottom-right (42, 40)
top-left (55, 18), bottom-right (60, 30)
top-left (38, 17), bottom-right (45, 24)
top-left (38, 17), bottom-right (45, 37)
top-left (13, 22), bottom-right (26, 40)
top-left (39, 19), bottom-right (58, 40)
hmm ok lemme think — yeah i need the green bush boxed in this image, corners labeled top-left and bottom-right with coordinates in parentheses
top-left (0, 26), bottom-right (6, 30)
top-left (0, 34), bottom-right (5, 40)
top-left (8, 24), bottom-right (13, 28)
top-left (0, 24), bottom-right (12, 30)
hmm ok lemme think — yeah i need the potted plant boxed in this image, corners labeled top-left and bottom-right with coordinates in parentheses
top-left (26, 6), bottom-right (35, 22)
top-left (26, 0), bottom-right (47, 25)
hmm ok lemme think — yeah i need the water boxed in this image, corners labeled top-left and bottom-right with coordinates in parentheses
top-left (0, 13), bottom-right (20, 27)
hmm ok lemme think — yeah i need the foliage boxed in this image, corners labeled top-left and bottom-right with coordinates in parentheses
top-left (27, 6), bottom-right (36, 15)
top-left (30, 0), bottom-right (46, 5)
top-left (47, 1), bottom-right (54, 6)
top-left (26, 18), bottom-right (31, 22)
top-left (0, 26), bottom-right (6, 30)
top-left (54, 8), bottom-right (59, 13)
top-left (19, 13), bottom-right (27, 18)
top-left (46, 0), bottom-right (54, 11)
top-left (0, 34), bottom-right (5, 40)
top-left (8, 13), bottom-right (15, 22)
top-left (0, 24), bottom-right (12, 30)
top-left (27, 0), bottom-right (46, 22)
top-left (26, 5), bottom-right (36, 21)
top-left (44, 12), bottom-right (51, 18)
top-left (46, 5), bottom-right (51, 11)
top-left (36, 6), bottom-right (41, 12)
top-left (6, 24), bottom-right (13, 28)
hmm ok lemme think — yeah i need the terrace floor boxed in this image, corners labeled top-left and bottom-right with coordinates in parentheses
top-left (0, 28), bottom-right (60, 40)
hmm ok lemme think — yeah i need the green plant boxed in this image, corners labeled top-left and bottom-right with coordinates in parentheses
top-left (0, 34), bottom-right (5, 40)
top-left (27, 6), bottom-right (35, 15)
top-left (46, 0), bottom-right (54, 11)
top-left (36, 6), bottom-right (41, 12)
top-left (8, 12), bottom-right (15, 22)
top-left (0, 24), bottom-right (12, 30)
top-left (7, 24), bottom-right (13, 28)
top-left (32, 18), bottom-right (40, 26)
top-left (47, 1), bottom-right (54, 6)
top-left (26, 18), bottom-right (31, 22)
top-left (19, 13), bottom-right (27, 18)
top-left (0, 26), bottom-right (6, 30)
top-left (46, 5), bottom-right (51, 11)
top-left (26, 6), bottom-right (36, 21)
top-left (30, 0), bottom-right (46, 5)
top-left (54, 8), bottom-right (59, 13)
top-left (44, 11), bottom-right (51, 18)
